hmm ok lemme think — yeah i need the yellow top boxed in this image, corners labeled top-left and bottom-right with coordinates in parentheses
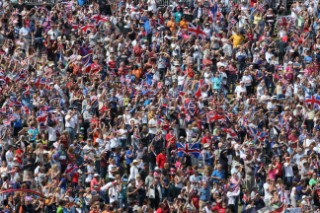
top-left (230, 33), bottom-right (244, 48)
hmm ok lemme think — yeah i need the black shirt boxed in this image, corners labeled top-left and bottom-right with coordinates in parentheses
top-left (34, 27), bottom-right (43, 38)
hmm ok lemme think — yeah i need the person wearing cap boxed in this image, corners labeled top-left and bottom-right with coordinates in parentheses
top-left (201, 143), bottom-right (213, 167)
top-left (128, 159), bottom-right (140, 182)
top-left (90, 173), bottom-right (101, 192)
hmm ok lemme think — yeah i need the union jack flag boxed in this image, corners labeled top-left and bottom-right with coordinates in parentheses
top-left (0, 77), bottom-right (5, 85)
top-left (269, 204), bottom-right (285, 213)
top-left (65, 162), bottom-right (78, 175)
top-left (276, 16), bottom-right (290, 27)
top-left (8, 97), bottom-right (21, 107)
top-left (81, 25), bottom-right (95, 33)
top-left (62, 1), bottom-right (73, 11)
top-left (207, 111), bottom-right (225, 123)
top-left (188, 23), bottom-right (208, 38)
top-left (221, 128), bottom-right (238, 138)
top-left (0, 107), bottom-right (6, 114)
top-left (21, 106), bottom-right (30, 115)
top-left (256, 4), bottom-right (265, 12)
top-left (37, 112), bottom-right (48, 123)
top-left (177, 142), bottom-right (201, 158)
top-left (91, 14), bottom-right (109, 24)
top-left (14, 73), bottom-right (26, 82)
top-left (257, 131), bottom-right (268, 142)
top-left (2, 119), bottom-right (11, 126)
top-left (247, 124), bottom-right (268, 142)
top-left (306, 94), bottom-right (320, 110)
top-left (277, 114), bottom-right (289, 131)
top-left (34, 77), bottom-right (47, 87)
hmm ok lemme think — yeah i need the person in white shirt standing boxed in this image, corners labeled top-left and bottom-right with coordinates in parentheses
top-left (283, 157), bottom-right (294, 187)
top-left (148, 113), bottom-right (158, 139)
top-left (65, 107), bottom-right (78, 142)
top-left (19, 23), bottom-right (30, 56)
top-left (234, 81), bottom-right (247, 100)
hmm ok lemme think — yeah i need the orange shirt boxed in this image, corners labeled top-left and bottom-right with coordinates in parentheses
top-left (180, 20), bottom-right (188, 30)
top-left (132, 68), bottom-right (142, 79)
top-left (166, 20), bottom-right (176, 33)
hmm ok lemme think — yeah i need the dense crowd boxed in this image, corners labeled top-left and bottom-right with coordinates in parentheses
top-left (0, 0), bottom-right (319, 212)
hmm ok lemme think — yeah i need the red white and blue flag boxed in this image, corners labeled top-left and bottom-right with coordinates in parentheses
top-left (305, 94), bottom-right (320, 110)
top-left (81, 25), bottom-right (95, 33)
top-left (188, 23), bottom-right (208, 38)
top-left (177, 142), bottom-right (201, 158)
top-left (247, 124), bottom-right (268, 142)
top-left (207, 111), bottom-right (225, 123)
top-left (221, 128), bottom-right (238, 138)
top-left (91, 14), bottom-right (109, 24)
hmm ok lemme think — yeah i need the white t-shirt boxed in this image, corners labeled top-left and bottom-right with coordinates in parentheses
top-left (241, 75), bottom-right (252, 86)
top-left (108, 164), bottom-right (117, 179)
top-left (48, 126), bottom-right (57, 141)
top-left (235, 85), bottom-right (246, 98)
top-left (65, 113), bottom-right (78, 129)
top-left (177, 75), bottom-right (186, 86)
top-left (128, 165), bottom-right (139, 181)
top-left (118, 129), bottom-right (127, 140)
top-left (110, 138), bottom-right (120, 149)
top-left (85, 165), bottom-right (94, 183)
top-left (283, 163), bottom-right (294, 177)
top-left (47, 29), bottom-right (57, 40)
top-left (148, 118), bottom-right (157, 134)
top-left (108, 185), bottom-right (119, 203)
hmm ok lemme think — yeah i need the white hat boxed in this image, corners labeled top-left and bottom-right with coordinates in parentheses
top-left (203, 143), bottom-right (210, 149)
top-left (173, 60), bottom-right (180, 66)
top-left (94, 173), bottom-right (100, 177)
top-left (132, 159), bottom-right (140, 164)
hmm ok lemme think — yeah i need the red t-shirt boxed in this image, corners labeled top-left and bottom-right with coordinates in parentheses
top-left (15, 149), bottom-right (23, 164)
top-left (156, 153), bottom-right (167, 169)
top-left (72, 172), bottom-right (79, 184)
top-left (90, 177), bottom-right (100, 191)
top-left (165, 133), bottom-right (176, 148)
top-left (201, 136), bottom-right (211, 144)
top-left (191, 196), bottom-right (199, 209)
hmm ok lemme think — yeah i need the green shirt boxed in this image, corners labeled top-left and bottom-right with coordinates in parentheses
top-left (57, 206), bottom-right (63, 213)
top-left (309, 178), bottom-right (317, 187)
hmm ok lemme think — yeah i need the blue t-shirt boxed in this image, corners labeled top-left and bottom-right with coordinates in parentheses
top-left (78, 0), bottom-right (86, 6)
top-left (174, 12), bottom-right (182, 23)
top-left (211, 169), bottom-right (225, 182)
top-left (59, 177), bottom-right (67, 190)
top-left (304, 55), bottom-right (313, 64)
top-left (125, 150), bottom-right (134, 165)
top-left (199, 187), bottom-right (210, 201)
top-left (28, 128), bottom-right (39, 141)
top-left (212, 77), bottom-right (222, 90)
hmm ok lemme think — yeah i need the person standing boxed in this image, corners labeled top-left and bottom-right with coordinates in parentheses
top-left (65, 107), bottom-right (78, 143)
